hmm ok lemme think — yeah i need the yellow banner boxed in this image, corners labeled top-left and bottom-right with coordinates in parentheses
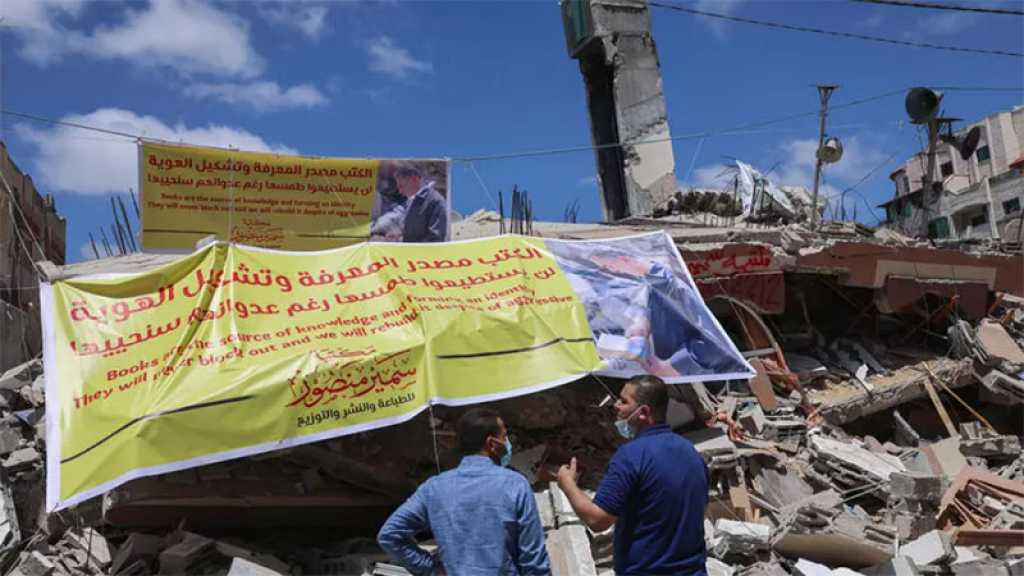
top-left (43, 237), bottom-right (599, 510)
top-left (139, 142), bottom-right (450, 250)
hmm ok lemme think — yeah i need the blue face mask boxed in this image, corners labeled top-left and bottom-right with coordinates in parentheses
top-left (500, 437), bottom-right (513, 467)
top-left (615, 407), bottom-right (642, 440)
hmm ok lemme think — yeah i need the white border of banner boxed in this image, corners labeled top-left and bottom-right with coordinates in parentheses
top-left (43, 230), bottom-right (753, 511)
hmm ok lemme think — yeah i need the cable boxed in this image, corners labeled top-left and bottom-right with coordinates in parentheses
top-left (850, 0), bottom-right (1024, 16)
top-left (1, 110), bottom-right (139, 141)
top-left (647, 1), bottom-right (1024, 58)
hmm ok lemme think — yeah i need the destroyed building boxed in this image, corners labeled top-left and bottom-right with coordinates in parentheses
top-left (880, 105), bottom-right (1024, 242)
top-left (0, 141), bottom-right (67, 373)
top-left (0, 208), bottom-right (1017, 576)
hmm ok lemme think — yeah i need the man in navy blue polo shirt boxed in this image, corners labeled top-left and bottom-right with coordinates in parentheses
top-left (557, 375), bottom-right (708, 575)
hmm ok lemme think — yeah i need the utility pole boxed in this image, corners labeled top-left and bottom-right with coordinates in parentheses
top-left (811, 85), bottom-right (838, 231)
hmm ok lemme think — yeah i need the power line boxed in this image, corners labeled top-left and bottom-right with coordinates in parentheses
top-left (0, 85), bottom-right (1011, 165)
top-left (647, 1), bottom-right (1024, 58)
top-left (850, 0), bottom-right (1024, 16)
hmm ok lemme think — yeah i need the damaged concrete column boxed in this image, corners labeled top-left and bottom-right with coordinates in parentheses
top-left (562, 0), bottom-right (677, 220)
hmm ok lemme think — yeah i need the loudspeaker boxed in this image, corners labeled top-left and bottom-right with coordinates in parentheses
top-left (817, 136), bottom-right (844, 164)
top-left (905, 87), bottom-right (942, 124)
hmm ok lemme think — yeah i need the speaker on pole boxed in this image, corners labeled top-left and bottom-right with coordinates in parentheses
top-left (905, 87), bottom-right (942, 124)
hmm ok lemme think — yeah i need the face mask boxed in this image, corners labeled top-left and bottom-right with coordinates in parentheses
top-left (614, 407), bottom-right (642, 440)
top-left (500, 437), bottom-right (513, 467)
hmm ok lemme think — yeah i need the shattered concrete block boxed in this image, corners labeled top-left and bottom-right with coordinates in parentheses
top-left (3, 447), bottom-right (39, 471)
top-left (889, 472), bottom-right (943, 503)
top-left (960, 435), bottom-right (1022, 459)
top-left (900, 530), bottom-right (955, 566)
top-left (0, 360), bottom-right (40, 392)
top-left (0, 422), bottom-right (23, 456)
top-left (158, 532), bottom-right (215, 574)
top-left (227, 557), bottom-right (286, 576)
top-left (738, 405), bottom-right (767, 436)
top-left (711, 519), bottom-right (771, 561)
top-left (17, 551), bottom-right (55, 576)
top-left (892, 513), bottom-right (935, 542)
top-left (111, 533), bottom-right (162, 574)
top-left (65, 528), bottom-right (111, 568)
top-left (951, 560), bottom-right (1011, 576)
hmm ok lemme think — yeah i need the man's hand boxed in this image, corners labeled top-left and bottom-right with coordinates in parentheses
top-left (557, 457), bottom-right (579, 489)
top-left (639, 355), bottom-right (681, 378)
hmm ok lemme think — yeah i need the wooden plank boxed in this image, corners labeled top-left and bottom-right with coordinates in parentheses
top-left (747, 359), bottom-right (778, 412)
top-left (921, 366), bottom-right (958, 438)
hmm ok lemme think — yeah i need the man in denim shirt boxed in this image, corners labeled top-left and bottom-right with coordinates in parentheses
top-left (378, 409), bottom-right (551, 575)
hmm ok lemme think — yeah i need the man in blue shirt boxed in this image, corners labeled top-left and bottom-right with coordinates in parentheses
top-left (557, 376), bottom-right (708, 575)
top-left (378, 408), bottom-right (551, 575)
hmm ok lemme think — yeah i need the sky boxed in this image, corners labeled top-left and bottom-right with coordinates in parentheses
top-left (2, 0), bottom-right (1022, 264)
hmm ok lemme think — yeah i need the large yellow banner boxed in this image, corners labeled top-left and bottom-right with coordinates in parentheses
top-left (43, 237), bottom-right (599, 510)
top-left (139, 142), bottom-right (450, 251)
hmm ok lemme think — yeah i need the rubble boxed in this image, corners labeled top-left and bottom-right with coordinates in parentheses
top-left (0, 221), bottom-right (1019, 576)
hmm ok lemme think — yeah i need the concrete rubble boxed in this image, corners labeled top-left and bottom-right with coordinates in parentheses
top-left (0, 213), bottom-right (1019, 575)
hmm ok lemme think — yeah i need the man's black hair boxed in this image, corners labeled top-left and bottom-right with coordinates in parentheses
top-left (628, 375), bottom-right (669, 422)
top-left (457, 408), bottom-right (503, 455)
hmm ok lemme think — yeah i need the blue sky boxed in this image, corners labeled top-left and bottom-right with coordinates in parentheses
top-left (2, 0), bottom-right (1022, 263)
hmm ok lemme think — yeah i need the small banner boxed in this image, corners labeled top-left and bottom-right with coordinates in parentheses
top-left (42, 232), bottom-right (752, 510)
top-left (139, 141), bottom-right (450, 250)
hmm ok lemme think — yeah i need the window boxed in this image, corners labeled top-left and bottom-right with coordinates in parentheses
top-left (901, 176), bottom-right (910, 195)
top-left (970, 212), bottom-right (988, 227)
top-left (928, 218), bottom-right (950, 239)
top-left (1004, 197), bottom-right (1021, 215)
top-left (886, 205), bottom-right (899, 222)
top-left (940, 162), bottom-right (954, 177)
top-left (976, 145), bottom-right (991, 163)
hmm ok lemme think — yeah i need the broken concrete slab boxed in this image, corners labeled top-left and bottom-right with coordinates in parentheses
top-left (111, 533), bottom-right (162, 574)
top-left (2, 447), bottom-right (39, 471)
top-left (158, 532), bottom-right (216, 574)
top-left (900, 530), bottom-right (955, 566)
top-left (64, 528), bottom-right (110, 568)
top-left (977, 320), bottom-right (1024, 366)
top-left (17, 550), bottom-right (55, 576)
top-left (0, 360), bottom-right (40, 392)
top-left (889, 472), bottom-right (943, 504)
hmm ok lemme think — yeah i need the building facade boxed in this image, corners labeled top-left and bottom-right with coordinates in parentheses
top-left (881, 105), bottom-right (1024, 240)
top-left (1, 141), bottom-right (67, 371)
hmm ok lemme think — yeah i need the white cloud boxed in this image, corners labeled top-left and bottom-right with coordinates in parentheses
top-left (183, 81), bottom-right (328, 111)
top-left (4, 0), bottom-right (263, 78)
top-left (259, 3), bottom-right (329, 40)
top-left (79, 241), bottom-right (100, 260)
top-left (686, 164), bottom-right (734, 188)
top-left (366, 35), bottom-right (433, 79)
top-left (15, 108), bottom-right (296, 196)
top-left (2, 0), bottom-right (87, 64)
top-left (695, 0), bottom-right (745, 40)
top-left (914, 11), bottom-right (979, 36)
top-left (88, 0), bottom-right (263, 78)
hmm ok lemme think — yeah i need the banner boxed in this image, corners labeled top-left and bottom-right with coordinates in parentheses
top-left (139, 142), bottom-right (450, 251)
top-left (42, 232), bottom-right (752, 510)
top-left (550, 233), bottom-right (755, 383)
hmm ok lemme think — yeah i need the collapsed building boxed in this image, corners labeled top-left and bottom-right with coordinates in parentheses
top-left (0, 209), bottom-right (1018, 576)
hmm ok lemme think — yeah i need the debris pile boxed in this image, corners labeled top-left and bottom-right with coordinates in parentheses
top-left (0, 279), bottom-right (1022, 575)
